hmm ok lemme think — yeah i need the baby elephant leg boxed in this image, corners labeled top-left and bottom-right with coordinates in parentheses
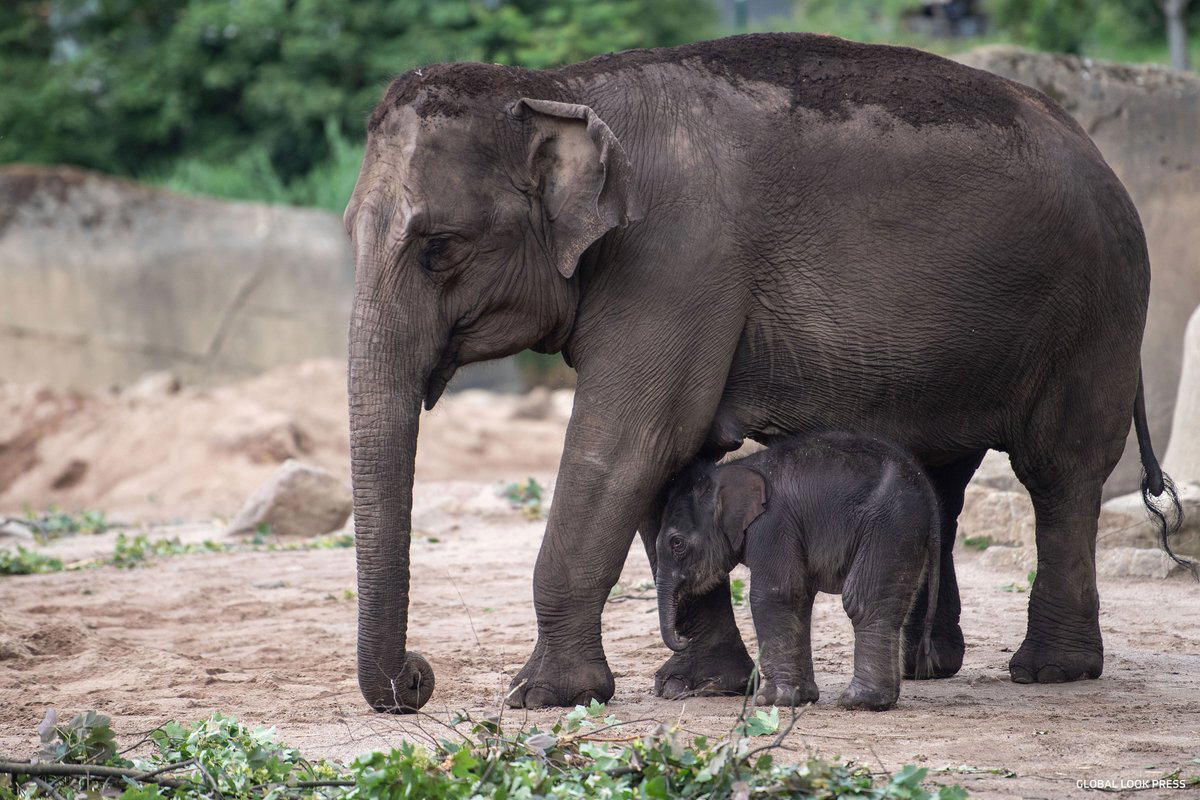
top-left (839, 554), bottom-right (920, 711)
top-left (750, 585), bottom-right (819, 707)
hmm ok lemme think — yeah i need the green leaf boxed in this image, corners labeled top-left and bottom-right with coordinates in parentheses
top-left (643, 774), bottom-right (669, 798)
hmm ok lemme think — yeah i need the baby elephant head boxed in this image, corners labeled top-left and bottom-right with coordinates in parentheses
top-left (655, 463), bottom-right (767, 651)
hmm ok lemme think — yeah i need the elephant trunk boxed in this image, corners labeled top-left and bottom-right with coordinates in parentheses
top-left (656, 573), bottom-right (690, 652)
top-left (349, 295), bottom-right (436, 713)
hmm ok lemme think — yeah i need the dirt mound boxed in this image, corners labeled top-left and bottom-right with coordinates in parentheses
top-left (0, 360), bottom-right (570, 522)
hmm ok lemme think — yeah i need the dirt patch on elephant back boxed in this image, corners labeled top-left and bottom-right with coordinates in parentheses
top-left (375, 33), bottom-right (1049, 132)
top-left (1, 483), bottom-right (1198, 798)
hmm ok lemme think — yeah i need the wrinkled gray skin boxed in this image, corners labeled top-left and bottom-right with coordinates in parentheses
top-left (656, 432), bottom-right (941, 711)
top-left (345, 32), bottom-right (1166, 712)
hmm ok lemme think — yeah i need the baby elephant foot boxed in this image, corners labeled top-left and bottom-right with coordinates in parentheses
top-left (755, 679), bottom-right (819, 707)
top-left (837, 679), bottom-right (899, 711)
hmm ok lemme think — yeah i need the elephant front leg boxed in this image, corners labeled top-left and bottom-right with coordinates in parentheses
top-left (508, 447), bottom-right (682, 708)
top-left (653, 579), bottom-right (755, 698)
top-left (637, 494), bottom-right (753, 699)
top-left (750, 585), bottom-right (819, 707)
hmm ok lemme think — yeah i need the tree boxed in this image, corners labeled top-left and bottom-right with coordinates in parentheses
top-left (1163, 0), bottom-right (1192, 69)
top-left (0, 1), bottom-right (716, 188)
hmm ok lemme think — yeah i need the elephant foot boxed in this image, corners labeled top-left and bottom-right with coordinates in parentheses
top-left (837, 679), bottom-right (899, 711)
top-left (1008, 638), bottom-right (1102, 684)
top-left (507, 643), bottom-right (614, 708)
top-left (902, 625), bottom-right (964, 680)
top-left (654, 637), bottom-right (754, 699)
top-left (755, 679), bottom-right (818, 707)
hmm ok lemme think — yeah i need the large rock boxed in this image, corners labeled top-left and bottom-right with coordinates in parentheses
top-left (0, 165), bottom-right (355, 389)
top-left (957, 48), bottom-right (1200, 498)
top-left (226, 459), bottom-right (352, 539)
top-left (958, 484), bottom-right (1036, 548)
top-left (1097, 482), bottom-right (1200, 557)
top-left (1163, 306), bottom-right (1200, 485)
top-left (0, 166), bottom-right (533, 393)
top-left (959, 477), bottom-right (1182, 553)
top-left (976, 544), bottom-right (1037, 574)
top-left (969, 450), bottom-right (1023, 493)
top-left (1097, 547), bottom-right (1184, 580)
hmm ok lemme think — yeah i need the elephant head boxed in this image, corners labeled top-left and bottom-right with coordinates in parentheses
top-left (655, 464), bottom-right (767, 652)
top-left (344, 64), bottom-right (640, 712)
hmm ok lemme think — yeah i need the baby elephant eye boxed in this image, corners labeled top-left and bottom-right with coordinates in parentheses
top-left (669, 535), bottom-right (685, 554)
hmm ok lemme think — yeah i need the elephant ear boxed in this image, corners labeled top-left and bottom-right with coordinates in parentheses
top-left (516, 97), bottom-right (642, 278)
top-left (714, 465), bottom-right (768, 556)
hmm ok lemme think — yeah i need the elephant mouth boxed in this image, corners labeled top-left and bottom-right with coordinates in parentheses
top-left (424, 340), bottom-right (460, 410)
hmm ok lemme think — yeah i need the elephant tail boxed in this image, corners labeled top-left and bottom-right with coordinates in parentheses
top-left (1134, 369), bottom-right (1194, 577)
top-left (915, 485), bottom-right (941, 678)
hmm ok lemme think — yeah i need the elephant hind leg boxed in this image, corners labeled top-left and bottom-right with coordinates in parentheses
top-left (1004, 365), bottom-right (1137, 684)
top-left (902, 450), bottom-right (985, 680)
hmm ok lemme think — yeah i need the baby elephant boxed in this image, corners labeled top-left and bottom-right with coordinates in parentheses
top-left (656, 431), bottom-right (940, 710)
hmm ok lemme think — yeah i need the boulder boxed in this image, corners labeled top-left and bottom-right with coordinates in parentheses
top-left (969, 450), bottom-right (1023, 493)
top-left (1096, 547), bottom-right (1183, 580)
top-left (958, 485), bottom-right (1036, 548)
top-left (976, 545), bottom-right (1037, 574)
top-left (225, 459), bottom-right (352, 539)
top-left (0, 165), bottom-right (355, 390)
top-left (956, 48), bottom-right (1200, 498)
top-left (959, 479), bottom-right (1165, 553)
top-left (0, 165), bottom-right (529, 393)
top-left (125, 371), bottom-right (182, 400)
top-left (1098, 482), bottom-right (1200, 557)
top-left (1163, 306), bottom-right (1200, 486)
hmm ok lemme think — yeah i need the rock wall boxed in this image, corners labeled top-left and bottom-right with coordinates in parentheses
top-left (957, 47), bottom-right (1200, 496)
top-left (1164, 305), bottom-right (1200, 484)
top-left (0, 165), bottom-right (356, 388)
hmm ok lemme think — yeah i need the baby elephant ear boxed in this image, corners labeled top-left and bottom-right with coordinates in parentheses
top-left (515, 98), bottom-right (642, 278)
top-left (715, 465), bottom-right (768, 554)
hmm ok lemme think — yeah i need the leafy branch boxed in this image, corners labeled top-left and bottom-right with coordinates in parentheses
top-left (0, 703), bottom-right (969, 800)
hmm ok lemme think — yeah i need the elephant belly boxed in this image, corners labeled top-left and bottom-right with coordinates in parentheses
top-left (719, 305), bottom-right (1026, 464)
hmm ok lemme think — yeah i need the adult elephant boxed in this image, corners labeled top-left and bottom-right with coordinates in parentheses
top-left (344, 32), bottom-right (1174, 712)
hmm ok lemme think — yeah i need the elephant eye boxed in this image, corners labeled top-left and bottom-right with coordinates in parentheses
top-left (418, 236), bottom-right (453, 272)
top-left (669, 535), bottom-right (685, 555)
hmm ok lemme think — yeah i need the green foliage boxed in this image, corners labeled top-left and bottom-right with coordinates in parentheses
top-left (21, 508), bottom-right (111, 541)
top-left (779, 0), bottom-right (920, 45)
top-left (500, 477), bottom-right (545, 519)
top-left (776, 0), bottom-right (1198, 66)
top-left (1, 529), bottom-right (354, 578)
top-left (730, 577), bottom-right (747, 606)
top-left (734, 705), bottom-right (779, 737)
top-left (150, 715), bottom-right (323, 796)
top-left (0, 546), bottom-right (65, 575)
top-left (989, 0), bottom-right (1200, 58)
top-left (961, 536), bottom-right (992, 552)
top-left (989, 0), bottom-right (1091, 54)
top-left (6, 704), bottom-right (967, 799)
top-left (1, 0), bottom-right (716, 211)
top-left (1000, 573), bottom-right (1036, 593)
top-left (38, 709), bottom-right (118, 765)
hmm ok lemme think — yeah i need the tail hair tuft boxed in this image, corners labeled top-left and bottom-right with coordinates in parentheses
top-left (1141, 471), bottom-right (1196, 580)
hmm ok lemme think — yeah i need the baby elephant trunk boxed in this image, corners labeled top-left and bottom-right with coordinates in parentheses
top-left (656, 574), bottom-right (690, 652)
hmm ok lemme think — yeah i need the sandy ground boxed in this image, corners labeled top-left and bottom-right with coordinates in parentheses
top-left (0, 360), bottom-right (572, 522)
top-left (2, 479), bottom-right (1198, 799)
